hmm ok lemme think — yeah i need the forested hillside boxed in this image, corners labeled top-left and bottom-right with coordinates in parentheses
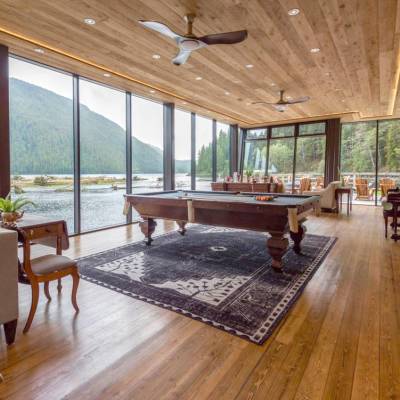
top-left (9, 78), bottom-right (190, 174)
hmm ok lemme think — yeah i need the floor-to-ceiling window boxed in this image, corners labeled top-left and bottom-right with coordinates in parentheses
top-left (9, 57), bottom-right (75, 233)
top-left (195, 115), bottom-right (213, 190)
top-left (174, 109), bottom-right (191, 189)
top-left (295, 122), bottom-right (326, 190)
top-left (131, 95), bottom-right (163, 196)
top-left (268, 126), bottom-right (295, 191)
top-left (243, 129), bottom-right (268, 178)
top-left (216, 122), bottom-right (230, 181)
top-left (241, 123), bottom-right (327, 193)
top-left (340, 122), bottom-right (377, 204)
top-left (79, 79), bottom-right (126, 231)
top-left (378, 120), bottom-right (400, 201)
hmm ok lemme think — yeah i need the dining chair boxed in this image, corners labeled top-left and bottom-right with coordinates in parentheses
top-left (19, 229), bottom-right (80, 333)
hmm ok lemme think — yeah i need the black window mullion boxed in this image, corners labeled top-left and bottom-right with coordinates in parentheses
top-left (126, 92), bottom-right (132, 223)
top-left (292, 124), bottom-right (299, 193)
top-left (191, 112), bottom-right (196, 190)
top-left (72, 75), bottom-right (81, 234)
top-left (212, 119), bottom-right (217, 182)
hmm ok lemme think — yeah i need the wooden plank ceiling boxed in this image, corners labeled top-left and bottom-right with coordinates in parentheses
top-left (0, 0), bottom-right (399, 127)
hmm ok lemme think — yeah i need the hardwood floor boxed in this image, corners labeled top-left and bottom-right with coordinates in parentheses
top-left (0, 206), bottom-right (399, 400)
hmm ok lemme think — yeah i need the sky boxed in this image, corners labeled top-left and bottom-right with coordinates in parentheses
top-left (9, 56), bottom-right (228, 161)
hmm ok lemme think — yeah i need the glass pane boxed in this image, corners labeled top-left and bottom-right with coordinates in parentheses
top-left (378, 120), bottom-right (400, 201)
top-left (131, 96), bottom-right (163, 205)
top-left (299, 122), bottom-right (326, 135)
top-left (80, 79), bottom-right (126, 231)
top-left (271, 125), bottom-right (294, 138)
top-left (295, 136), bottom-right (326, 192)
top-left (340, 122), bottom-right (377, 204)
top-left (216, 122), bottom-right (230, 180)
top-left (175, 109), bottom-right (191, 189)
top-left (195, 116), bottom-right (213, 190)
top-left (268, 138), bottom-right (295, 191)
top-left (247, 128), bottom-right (268, 139)
top-left (9, 57), bottom-right (75, 233)
top-left (243, 141), bottom-right (267, 176)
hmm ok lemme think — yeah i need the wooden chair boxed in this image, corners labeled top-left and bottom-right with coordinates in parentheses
top-left (383, 189), bottom-right (400, 238)
top-left (19, 229), bottom-right (80, 333)
top-left (380, 178), bottom-right (396, 198)
top-left (355, 177), bottom-right (372, 200)
top-left (315, 176), bottom-right (324, 189)
top-left (299, 177), bottom-right (311, 193)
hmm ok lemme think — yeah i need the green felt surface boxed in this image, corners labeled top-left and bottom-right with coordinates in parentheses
top-left (131, 191), bottom-right (318, 206)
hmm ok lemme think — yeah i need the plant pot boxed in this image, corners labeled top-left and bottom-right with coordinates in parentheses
top-left (1, 211), bottom-right (23, 224)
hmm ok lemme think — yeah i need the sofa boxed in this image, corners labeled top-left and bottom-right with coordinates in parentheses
top-left (303, 181), bottom-right (342, 212)
top-left (0, 228), bottom-right (18, 345)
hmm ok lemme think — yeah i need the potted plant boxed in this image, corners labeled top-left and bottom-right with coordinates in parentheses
top-left (245, 169), bottom-right (253, 183)
top-left (0, 194), bottom-right (35, 224)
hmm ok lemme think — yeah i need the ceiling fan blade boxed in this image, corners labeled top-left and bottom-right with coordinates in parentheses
top-left (198, 30), bottom-right (248, 45)
top-left (138, 20), bottom-right (182, 40)
top-left (172, 49), bottom-right (192, 65)
top-left (251, 101), bottom-right (276, 105)
top-left (287, 96), bottom-right (310, 104)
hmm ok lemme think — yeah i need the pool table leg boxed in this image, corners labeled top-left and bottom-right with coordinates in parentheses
top-left (290, 222), bottom-right (307, 254)
top-left (267, 233), bottom-right (289, 271)
top-left (177, 221), bottom-right (187, 236)
top-left (139, 218), bottom-right (157, 245)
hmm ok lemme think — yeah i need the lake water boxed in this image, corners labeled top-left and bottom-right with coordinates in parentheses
top-left (14, 173), bottom-right (213, 233)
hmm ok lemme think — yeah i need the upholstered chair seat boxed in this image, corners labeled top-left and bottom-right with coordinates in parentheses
top-left (31, 255), bottom-right (77, 275)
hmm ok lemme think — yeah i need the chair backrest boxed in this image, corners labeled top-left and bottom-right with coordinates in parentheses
top-left (299, 177), bottom-right (311, 193)
top-left (355, 177), bottom-right (369, 196)
top-left (315, 176), bottom-right (324, 188)
top-left (380, 178), bottom-right (396, 197)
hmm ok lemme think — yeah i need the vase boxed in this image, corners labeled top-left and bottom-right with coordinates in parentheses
top-left (1, 211), bottom-right (23, 224)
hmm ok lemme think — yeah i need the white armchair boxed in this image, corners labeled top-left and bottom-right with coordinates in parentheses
top-left (0, 228), bottom-right (18, 345)
top-left (303, 181), bottom-right (342, 211)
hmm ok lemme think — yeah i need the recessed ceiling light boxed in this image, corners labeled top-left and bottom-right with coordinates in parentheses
top-left (270, 83), bottom-right (276, 86)
top-left (149, 90), bottom-right (155, 93)
top-left (152, 54), bottom-right (161, 59)
top-left (34, 48), bottom-right (44, 54)
top-left (310, 47), bottom-right (321, 53)
top-left (341, 99), bottom-right (345, 102)
top-left (84, 18), bottom-right (96, 25)
top-left (245, 64), bottom-right (254, 69)
top-left (103, 73), bottom-right (111, 77)
top-left (225, 91), bottom-right (230, 95)
top-left (246, 102), bottom-right (251, 106)
top-left (182, 101), bottom-right (187, 105)
top-left (288, 8), bottom-right (300, 16)
top-left (195, 76), bottom-right (202, 80)
top-left (286, 96), bottom-right (292, 99)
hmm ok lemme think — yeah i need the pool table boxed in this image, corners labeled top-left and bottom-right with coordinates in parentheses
top-left (124, 190), bottom-right (320, 270)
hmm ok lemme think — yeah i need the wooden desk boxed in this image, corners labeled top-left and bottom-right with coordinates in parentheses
top-left (391, 200), bottom-right (400, 242)
top-left (1, 215), bottom-right (69, 284)
top-left (335, 187), bottom-right (352, 216)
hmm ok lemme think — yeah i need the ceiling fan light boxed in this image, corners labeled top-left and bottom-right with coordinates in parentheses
top-left (180, 39), bottom-right (202, 51)
top-left (288, 8), bottom-right (300, 16)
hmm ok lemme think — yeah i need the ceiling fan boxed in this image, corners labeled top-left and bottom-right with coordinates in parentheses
top-left (252, 90), bottom-right (310, 112)
top-left (138, 14), bottom-right (248, 66)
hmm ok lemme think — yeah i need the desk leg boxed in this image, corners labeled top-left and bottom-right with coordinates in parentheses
top-left (139, 218), bottom-right (157, 245)
top-left (267, 233), bottom-right (289, 271)
top-left (3, 319), bottom-right (17, 345)
top-left (290, 223), bottom-right (307, 254)
top-left (177, 221), bottom-right (187, 236)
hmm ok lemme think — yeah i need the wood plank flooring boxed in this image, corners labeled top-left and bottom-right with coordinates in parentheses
top-left (0, 206), bottom-right (399, 400)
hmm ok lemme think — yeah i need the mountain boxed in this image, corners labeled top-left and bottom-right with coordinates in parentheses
top-left (9, 78), bottom-right (190, 175)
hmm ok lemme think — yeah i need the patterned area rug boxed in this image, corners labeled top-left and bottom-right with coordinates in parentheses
top-left (78, 225), bottom-right (336, 344)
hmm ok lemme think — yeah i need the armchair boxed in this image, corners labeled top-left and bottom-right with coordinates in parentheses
top-left (0, 228), bottom-right (18, 345)
top-left (303, 181), bottom-right (342, 212)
